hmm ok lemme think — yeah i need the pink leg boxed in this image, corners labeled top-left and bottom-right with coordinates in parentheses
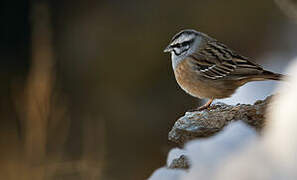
top-left (197, 99), bottom-right (214, 111)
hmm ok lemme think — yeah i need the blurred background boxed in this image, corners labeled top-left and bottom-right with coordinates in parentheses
top-left (0, 0), bottom-right (296, 179)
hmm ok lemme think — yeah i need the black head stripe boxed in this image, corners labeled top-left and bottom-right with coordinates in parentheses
top-left (171, 29), bottom-right (198, 42)
top-left (170, 39), bottom-right (194, 49)
top-left (172, 49), bottom-right (180, 56)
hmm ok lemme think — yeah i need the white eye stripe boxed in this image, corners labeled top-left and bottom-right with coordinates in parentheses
top-left (172, 34), bottom-right (195, 45)
top-left (171, 40), bottom-right (193, 49)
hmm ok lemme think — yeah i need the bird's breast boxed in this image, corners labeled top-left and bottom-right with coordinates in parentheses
top-left (173, 58), bottom-right (236, 99)
top-left (174, 59), bottom-right (205, 98)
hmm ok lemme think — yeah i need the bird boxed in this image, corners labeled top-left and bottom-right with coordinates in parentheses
top-left (164, 29), bottom-right (284, 111)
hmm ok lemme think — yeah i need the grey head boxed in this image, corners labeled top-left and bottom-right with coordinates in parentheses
top-left (164, 29), bottom-right (210, 69)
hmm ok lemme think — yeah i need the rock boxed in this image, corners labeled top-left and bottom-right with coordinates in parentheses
top-left (168, 96), bottom-right (271, 145)
top-left (168, 155), bottom-right (190, 169)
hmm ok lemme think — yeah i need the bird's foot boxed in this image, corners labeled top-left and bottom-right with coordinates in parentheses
top-left (187, 99), bottom-right (214, 112)
top-left (196, 105), bottom-right (211, 111)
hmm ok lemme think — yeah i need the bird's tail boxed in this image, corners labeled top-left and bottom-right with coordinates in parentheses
top-left (238, 70), bottom-right (285, 85)
top-left (261, 70), bottom-right (284, 81)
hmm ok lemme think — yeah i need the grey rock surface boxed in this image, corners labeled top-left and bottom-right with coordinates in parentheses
top-left (168, 96), bottom-right (271, 145)
top-left (168, 155), bottom-right (190, 169)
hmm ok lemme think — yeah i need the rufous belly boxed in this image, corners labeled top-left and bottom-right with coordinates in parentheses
top-left (174, 59), bottom-right (236, 99)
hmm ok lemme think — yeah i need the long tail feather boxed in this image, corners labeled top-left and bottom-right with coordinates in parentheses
top-left (262, 70), bottom-right (284, 81)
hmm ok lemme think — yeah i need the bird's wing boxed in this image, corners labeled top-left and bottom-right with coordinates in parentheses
top-left (188, 41), bottom-right (264, 80)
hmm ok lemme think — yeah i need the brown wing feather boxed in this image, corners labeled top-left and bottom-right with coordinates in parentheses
top-left (188, 40), bottom-right (267, 80)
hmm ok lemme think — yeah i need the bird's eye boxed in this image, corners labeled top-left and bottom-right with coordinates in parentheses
top-left (182, 39), bottom-right (194, 46)
top-left (181, 42), bottom-right (188, 46)
top-left (171, 43), bottom-right (181, 48)
top-left (175, 43), bottom-right (182, 48)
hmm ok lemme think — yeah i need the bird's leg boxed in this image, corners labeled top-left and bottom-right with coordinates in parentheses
top-left (197, 98), bottom-right (214, 111)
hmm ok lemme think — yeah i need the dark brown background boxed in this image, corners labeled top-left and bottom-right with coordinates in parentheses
top-left (0, 0), bottom-right (296, 179)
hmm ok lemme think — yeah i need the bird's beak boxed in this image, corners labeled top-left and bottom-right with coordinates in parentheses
top-left (163, 45), bottom-right (172, 53)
